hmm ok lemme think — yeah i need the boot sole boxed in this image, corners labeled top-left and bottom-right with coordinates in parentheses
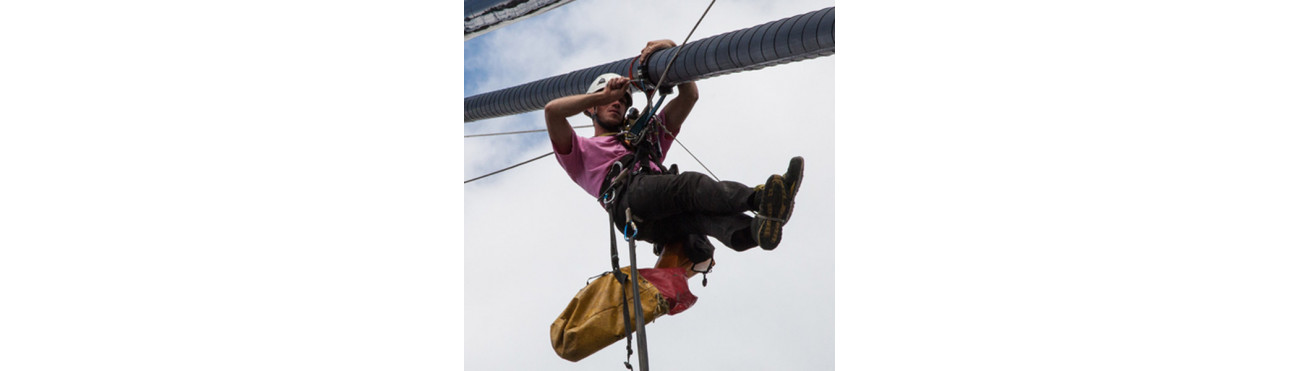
top-left (755, 175), bottom-right (788, 250)
top-left (782, 157), bottom-right (804, 221)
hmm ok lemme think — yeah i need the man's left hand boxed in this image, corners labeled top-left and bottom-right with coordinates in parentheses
top-left (639, 39), bottom-right (677, 64)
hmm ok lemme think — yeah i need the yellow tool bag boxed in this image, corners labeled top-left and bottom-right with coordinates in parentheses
top-left (550, 266), bottom-right (696, 362)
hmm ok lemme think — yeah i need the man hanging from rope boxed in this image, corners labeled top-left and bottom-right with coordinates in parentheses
top-left (543, 39), bottom-right (804, 269)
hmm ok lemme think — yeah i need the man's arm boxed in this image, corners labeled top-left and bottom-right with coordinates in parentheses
top-left (638, 39), bottom-right (698, 136)
top-left (543, 77), bottom-right (630, 154)
top-left (660, 81), bottom-right (697, 136)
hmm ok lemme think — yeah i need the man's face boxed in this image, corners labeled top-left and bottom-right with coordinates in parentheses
top-left (591, 93), bottom-right (632, 129)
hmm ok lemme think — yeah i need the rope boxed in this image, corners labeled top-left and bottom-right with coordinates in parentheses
top-left (657, 120), bottom-right (754, 217)
top-left (658, 126), bottom-right (719, 182)
top-left (623, 207), bottom-right (650, 371)
top-left (633, 0), bottom-right (722, 181)
top-left (608, 210), bottom-right (636, 371)
top-left (463, 151), bottom-right (553, 184)
top-left (658, 121), bottom-right (749, 217)
top-left (646, 0), bottom-right (717, 95)
top-left (465, 125), bottom-right (593, 138)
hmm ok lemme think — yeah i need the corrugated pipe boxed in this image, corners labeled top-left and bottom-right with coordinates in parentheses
top-left (464, 6), bottom-right (834, 123)
top-left (464, 0), bottom-right (578, 41)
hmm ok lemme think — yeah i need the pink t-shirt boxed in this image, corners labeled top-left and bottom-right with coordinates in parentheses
top-left (554, 113), bottom-right (675, 199)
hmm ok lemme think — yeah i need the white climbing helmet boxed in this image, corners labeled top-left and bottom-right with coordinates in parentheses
top-left (587, 73), bottom-right (636, 105)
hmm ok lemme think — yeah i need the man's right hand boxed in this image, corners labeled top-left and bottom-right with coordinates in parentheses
top-left (599, 76), bottom-right (630, 103)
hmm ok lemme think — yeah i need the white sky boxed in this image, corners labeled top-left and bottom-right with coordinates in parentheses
top-left (3, 1), bottom-right (1300, 371)
top-left (464, 1), bottom-right (835, 370)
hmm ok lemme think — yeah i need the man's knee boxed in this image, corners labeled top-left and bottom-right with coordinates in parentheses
top-left (653, 234), bottom-right (715, 264)
top-left (683, 234), bottom-right (716, 263)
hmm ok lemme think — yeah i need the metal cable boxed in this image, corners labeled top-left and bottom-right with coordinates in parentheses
top-left (658, 125), bottom-right (719, 182)
top-left (464, 125), bottom-right (592, 138)
top-left (463, 151), bottom-right (553, 184)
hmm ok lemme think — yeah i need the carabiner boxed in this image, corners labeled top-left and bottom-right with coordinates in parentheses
top-left (623, 221), bottom-right (638, 241)
top-left (601, 190), bottom-right (616, 207)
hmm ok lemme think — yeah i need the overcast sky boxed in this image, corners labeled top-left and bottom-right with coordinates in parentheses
top-left (464, 1), bottom-right (837, 370)
top-left (3, 1), bottom-right (1299, 370)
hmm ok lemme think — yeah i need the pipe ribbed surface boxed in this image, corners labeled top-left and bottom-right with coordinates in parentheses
top-left (465, 6), bottom-right (834, 123)
top-left (464, 0), bottom-right (578, 41)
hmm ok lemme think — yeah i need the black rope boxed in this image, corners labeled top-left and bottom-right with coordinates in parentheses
top-left (463, 151), bottom-right (552, 184)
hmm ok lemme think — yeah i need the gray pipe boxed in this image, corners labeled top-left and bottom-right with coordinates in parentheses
top-left (465, 0), bottom-right (579, 41)
top-left (464, 6), bottom-right (834, 123)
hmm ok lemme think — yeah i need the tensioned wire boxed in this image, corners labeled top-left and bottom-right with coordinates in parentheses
top-left (461, 125), bottom-right (720, 184)
top-left (463, 151), bottom-right (554, 184)
top-left (464, 124), bottom-right (593, 138)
